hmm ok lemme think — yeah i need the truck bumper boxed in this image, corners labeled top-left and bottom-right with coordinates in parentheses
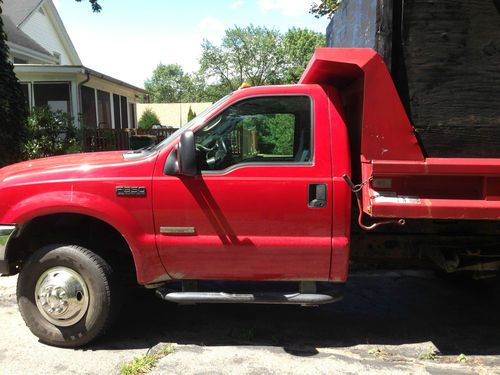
top-left (0, 225), bottom-right (16, 275)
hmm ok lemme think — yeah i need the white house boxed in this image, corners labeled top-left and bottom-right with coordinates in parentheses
top-left (2, 0), bottom-right (146, 129)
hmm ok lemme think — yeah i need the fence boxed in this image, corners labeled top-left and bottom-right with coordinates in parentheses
top-left (82, 128), bottom-right (176, 152)
top-left (129, 128), bottom-right (176, 144)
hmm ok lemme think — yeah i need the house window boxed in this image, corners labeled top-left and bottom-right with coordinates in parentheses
top-left (97, 90), bottom-right (111, 129)
top-left (120, 96), bottom-right (128, 129)
top-left (111, 94), bottom-right (130, 129)
top-left (20, 83), bottom-right (30, 107)
top-left (129, 103), bottom-right (136, 128)
top-left (113, 94), bottom-right (121, 129)
top-left (33, 82), bottom-right (71, 113)
top-left (81, 85), bottom-right (97, 128)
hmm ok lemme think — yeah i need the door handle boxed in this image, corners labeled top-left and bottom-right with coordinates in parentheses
top-left (308, 183), bottom-right (327, 208)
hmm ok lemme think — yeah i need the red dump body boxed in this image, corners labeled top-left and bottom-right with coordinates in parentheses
top-left (302, 48), bottom-right (500, 221)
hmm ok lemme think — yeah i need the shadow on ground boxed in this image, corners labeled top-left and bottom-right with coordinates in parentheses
top-left (94, 272), bottom-right (500, 357)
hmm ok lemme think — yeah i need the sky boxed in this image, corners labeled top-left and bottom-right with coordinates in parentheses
top-left (53, 0), bottom-right (329, 88)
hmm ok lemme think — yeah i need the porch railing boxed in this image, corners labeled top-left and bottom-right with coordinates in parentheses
top-left (81, 128), bottom-right (176, 152)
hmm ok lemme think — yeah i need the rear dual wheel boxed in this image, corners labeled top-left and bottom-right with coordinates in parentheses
top-left (17, 244), bottom-right (121, 347)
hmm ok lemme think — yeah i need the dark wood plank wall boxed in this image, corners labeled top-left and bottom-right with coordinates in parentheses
top-left (327, 0), bottom-right (500, 157)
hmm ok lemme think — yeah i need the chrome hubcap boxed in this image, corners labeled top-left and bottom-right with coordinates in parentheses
top-left (35, 267), bottom-right (89, 327)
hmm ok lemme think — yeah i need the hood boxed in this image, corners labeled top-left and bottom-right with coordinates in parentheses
top-left (0, 151), bottom-right (155, 185)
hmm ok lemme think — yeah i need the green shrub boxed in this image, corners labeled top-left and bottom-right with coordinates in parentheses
top-left (187, 106), bottom-right (196, 121)
top-left (23, 106), bottom-right (78, 159)
top-left (138, 108), bottom-right (160, 129)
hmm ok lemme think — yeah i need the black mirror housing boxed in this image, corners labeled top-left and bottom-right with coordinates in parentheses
top-left (178, 130), bottom-right (197, 176)
top-left (164, 130), bottom-right (198, 176)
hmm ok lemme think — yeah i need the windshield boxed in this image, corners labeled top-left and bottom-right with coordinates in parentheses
top-left (150, 94), bottom-right (232, 152)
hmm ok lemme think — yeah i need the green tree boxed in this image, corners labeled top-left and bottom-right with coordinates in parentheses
top-left (200, 25), bottom-right (285, 93)
top-left (187, 106), bottom-right (196, 121)
top-left (188, 73), bottom-right (230, 102)
top-left (0, 0), bottom-right (28, 167)
top-left (138, 108), bottom-right (160, 129)
top-left (283, 28), bottom-right (325, 83)
top-left (199, 25), bottom-right (324, 99)
top-left (145, 63), bottom-right (194, 103)
top-left (146, 26), bottom-right (324, 104)
top-left (310, 0), bottom-right (343, 18)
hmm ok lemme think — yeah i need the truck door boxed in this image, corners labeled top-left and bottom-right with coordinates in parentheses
top-left (153, 88), bottom-right (333, 280)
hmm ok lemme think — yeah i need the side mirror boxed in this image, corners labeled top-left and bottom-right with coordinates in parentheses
top-left (164, 130), bottom-right (198, 176)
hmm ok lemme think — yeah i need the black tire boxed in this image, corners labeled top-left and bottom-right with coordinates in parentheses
top-left (17, 244), bottom-right (121, 347)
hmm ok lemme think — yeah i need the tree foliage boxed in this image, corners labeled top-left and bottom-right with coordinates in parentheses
top-left (138, 108), bottom-right (160, 129)
top-left (144, 63), bottom-right (193, 103)
top-left (200, 25), bottom-right (285, 91)
top-left (199, 25), bottom-right (325, 99)
top-left (240, 114), bottom-right (295, 156)
top-left (145, 26), bottom-right (324, 104)
top-left (310, 0), bottom-right (343, 18)
top-left (283, 28), bottom-right (326, 82)
top-left (23, 107), bottom-right (78, 159)
top-left (75, 0), bottom-right (102, 12)
top-left (0, 0), bottom-right (28, 167)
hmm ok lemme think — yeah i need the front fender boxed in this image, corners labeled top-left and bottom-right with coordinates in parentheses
top-left (2, 190), bottom-right (164, 284)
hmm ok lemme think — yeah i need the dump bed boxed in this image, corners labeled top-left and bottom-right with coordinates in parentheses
top-left (326, 0), bottom-right (500, 158)
top-left (300, 48), bottom-right (500, 221)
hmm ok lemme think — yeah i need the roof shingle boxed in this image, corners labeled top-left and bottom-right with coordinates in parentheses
top-left (2, 13), bottom-right (52, 56)
top-left (2, 0), bottom-right (44, 27)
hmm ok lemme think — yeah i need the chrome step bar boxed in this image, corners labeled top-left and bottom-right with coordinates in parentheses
top-left (155, 289), bottom-right (343, 306)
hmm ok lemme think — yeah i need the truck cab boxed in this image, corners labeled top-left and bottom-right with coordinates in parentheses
top-left (151, 83), bottom-right (351, 283)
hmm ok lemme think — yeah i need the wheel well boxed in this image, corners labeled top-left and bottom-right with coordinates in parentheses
top-left (7, 213), bottom-right (136, 281)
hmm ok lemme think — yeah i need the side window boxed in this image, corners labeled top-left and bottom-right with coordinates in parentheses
top-left (195, 96), bottom-right (312, 171)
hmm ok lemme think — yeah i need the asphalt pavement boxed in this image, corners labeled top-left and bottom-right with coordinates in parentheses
top-left (1, 271), bottom-right (499, 374)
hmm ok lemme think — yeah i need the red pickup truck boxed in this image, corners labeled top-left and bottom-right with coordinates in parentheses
top-left (1, 49), bottom-right (499, 347)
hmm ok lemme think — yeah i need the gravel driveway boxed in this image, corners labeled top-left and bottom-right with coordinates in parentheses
top-left (1, 271), bottom-right (499, 374)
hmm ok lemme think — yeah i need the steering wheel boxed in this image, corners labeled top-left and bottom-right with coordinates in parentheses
top-left (205, 136), bottom-right (228, 169)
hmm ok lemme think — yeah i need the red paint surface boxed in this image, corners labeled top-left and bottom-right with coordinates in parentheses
top-left (0, 152), bottom-right (164, 284)
top-left (152, 85), bottom-right (351, 281)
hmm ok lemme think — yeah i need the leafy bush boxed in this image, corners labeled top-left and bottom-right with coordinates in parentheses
top-left (23, 106), bottom-right (79, 159)
top-left (138, 108), bottom-right (160, 129)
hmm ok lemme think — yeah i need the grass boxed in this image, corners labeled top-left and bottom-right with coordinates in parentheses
top-left (239, 327), bottom-right (255, 341)
top-left (418, 350), bottom-right (440, 361)
top-left (120, 345), bottom-right (175, 375)
top-left (368, 348), bottom-right (387, 357)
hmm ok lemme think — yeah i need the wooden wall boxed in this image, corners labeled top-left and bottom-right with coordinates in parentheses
top-left (327, 0), bottom-right (500, 157)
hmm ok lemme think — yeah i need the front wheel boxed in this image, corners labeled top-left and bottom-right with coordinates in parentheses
top-left (17, 244), bottom-right (121, 347)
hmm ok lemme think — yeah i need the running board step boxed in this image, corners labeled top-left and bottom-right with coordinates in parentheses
top-left (155, 289), bottom-right (343, 306)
